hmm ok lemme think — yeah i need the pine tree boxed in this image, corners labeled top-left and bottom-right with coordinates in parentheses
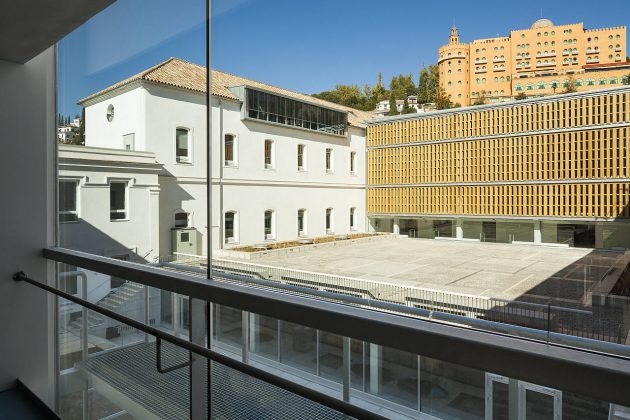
top-left (402, 97), bottom-right (415, 114)
top-left (388, 92), bottom-right (398, 116)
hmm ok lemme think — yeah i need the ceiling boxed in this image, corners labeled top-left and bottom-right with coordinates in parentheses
top-left (0, 0), bottom-right (114, 63)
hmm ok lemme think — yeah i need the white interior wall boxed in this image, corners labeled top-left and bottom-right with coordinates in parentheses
top-left (0, 48), bottom-right (56, 406)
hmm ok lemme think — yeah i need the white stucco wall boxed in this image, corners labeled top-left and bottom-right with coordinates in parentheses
top-left (84, 80), bottom-right (367, 256)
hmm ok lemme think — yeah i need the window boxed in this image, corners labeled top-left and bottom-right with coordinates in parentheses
top-left (59, 180), bottom-right (79, 222)
top-left (225, 211), bottom-right (237, 244)
top-left (297, 209), bottom-right (307, 236)
top-left (297, 144), bottom-right (306, 171)
top-left (350, 151), bottom-right (357, 174)
top-left (575, 79), bottom-right (584, 86)
top-left (325, 208), bottom-right (334, 234)
top-left (246, 88), bottom-right (347, 136)
top-left (610, 77), bottom-right (618, 84)
top-left (174, 212), bottom-right (189, 228)
top-left (599, 78), bottom-right (607, 86)
top-left (106, 104), bottom-right (114, 122)
top-left (350, 207), bottom-right (357, 231)
top-left (587, 79), bottom-right (595, 86)
top-left (176, 128), bottom-right (191, 163)
top-left (264, 210), bottom-right (275, 240)
top-left (264, 139), bottom-right (274, 169)
top-left (224, 134), bottom-right (235, 166)
top-left (109, 181), bottom-right (128, 220)
top-left (325, 148), bottom-right (333, 173)
top-left (122, 133), bottom-right (135, 151)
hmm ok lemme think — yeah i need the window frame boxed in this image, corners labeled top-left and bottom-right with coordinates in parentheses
top-left (325, 207), bottom-right (334, 234)
top-left (59, 178), bottom-right (80, 223)
top-left (264, 139), bottom-right (275, 169)
top-left (264, 209), bottom-right (276, 240)
top-left (350, 207), bottom-right (357, 231)
top-left (224, 211), bottom-right (238, 244)
top-left (297, 208), bottom-right (307, 237)
top-left (224, 133), bottom-right (237, 167)
top-left (297, 143), bottom-right (307, 171)
top-left (175, 127), bottom-right (192, 164)
top-left (350, 151), bottom-right (357, 175)
top-left (109, 180), bottom-right (129, 221)
top-left (325, 148), bottom-right (334, 174)
top-left (174, 211), bottom-right (190, 228)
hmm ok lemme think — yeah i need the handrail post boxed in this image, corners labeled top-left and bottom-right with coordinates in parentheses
top-left (342, 336), bottom-right (351, 402)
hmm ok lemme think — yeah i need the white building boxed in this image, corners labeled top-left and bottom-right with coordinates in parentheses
top-left (57, 125), bottom-right (75, 142)
top-left (76, 58), bottom-right (371, 257)
top-left (374, 97), bottom-right (437, 117)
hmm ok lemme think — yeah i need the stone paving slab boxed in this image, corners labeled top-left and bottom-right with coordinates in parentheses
top-left (243, 238), bottom-right (626, 304)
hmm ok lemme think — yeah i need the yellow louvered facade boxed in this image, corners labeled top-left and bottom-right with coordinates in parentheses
top-left (367, 88), bottom-right (630, 221)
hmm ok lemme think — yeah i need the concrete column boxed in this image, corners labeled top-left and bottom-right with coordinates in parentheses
top-left (456, 219), bottom-right (464, 239)
top-left (595, 224), bottom-right (604, 249)
top-left (534, 220), bottom-right (542, 245)
top-left (393, 218), bottom-right (400, 236)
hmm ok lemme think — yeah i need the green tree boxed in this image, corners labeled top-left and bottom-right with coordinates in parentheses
top-left (388, 92), bottom-right (399, 116)
top-left (563, 75), bottom-right (577, 93)
top-left (401, 97), bottom-right (416, 114)
top-left (515, 92), bottom-right (528, 100)
top-left (417, 65), bottom-right (440, 104)
top-left (312, 85), bottom-right (371, 110)
top-left (371, 72), bottom-right (387, 104)
top-left (390, 73), bottom-right (416, 100)
top-left (69, 108), bottom-right (85, 145)
top-left (435, 87), bottom-right (453, 110)
top-left (623, 73), bottom-right (630, 85)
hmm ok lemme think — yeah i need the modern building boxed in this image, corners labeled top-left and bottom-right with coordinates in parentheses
top-left (439, 19), bottom-right (630, 106)
top-left (367, 86), bottom-right (630, 249)
top-left (78, 58), bottom-right (371, 256)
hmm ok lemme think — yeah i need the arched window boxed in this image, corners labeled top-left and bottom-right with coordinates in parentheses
top-left (610, 77), bottom-right (618, 85)
top-left (264, 210), bottom-right (275, 240)
top-left (350, 207), bottom-right (358, 231)
top-left (325, 208), bottom-right (334, 234)
top-left (538, 81), bottom-right (547, 89)
top-left (514, 84), bottom-right (523, 91)
top-left (575, 79), bottom-right (584, 86)
top-left (562, 79), bottom-right (570, 87)
top-left (225, 211), bottom-right (238, 244)
top-left (174, 212), bottom-right (189, 228)
top-left (297, 209), bottom-right (307, 236)
top-left (599, 78), bottom-right (607, 86)
top-left (526, 83), bottom-right (534, 91)
top-left (587, 78), bottom-right (596, 86)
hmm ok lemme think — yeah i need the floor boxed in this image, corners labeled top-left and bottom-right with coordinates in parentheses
top-left (0, 388), bottom-right (56, 420)
top-left (237, 237), bottom-right (626, 306)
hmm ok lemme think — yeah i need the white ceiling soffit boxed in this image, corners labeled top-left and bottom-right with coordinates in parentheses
top-left (0, 0), bottom-right (115, 64)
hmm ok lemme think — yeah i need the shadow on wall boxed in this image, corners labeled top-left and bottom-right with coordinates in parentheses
top-left (485, 201), bottom-right (630, 345)
top-left (158, 168), bottom-right (205, 257)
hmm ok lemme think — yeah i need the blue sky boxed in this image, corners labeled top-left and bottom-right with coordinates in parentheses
top-left (58, 0), bottom-right (630, 116)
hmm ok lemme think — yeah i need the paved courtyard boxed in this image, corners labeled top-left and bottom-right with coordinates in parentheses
top-left (236, 237), bottom-right (628, 306)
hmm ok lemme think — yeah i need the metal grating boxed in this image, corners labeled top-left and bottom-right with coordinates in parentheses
top-left (79, 341), bottom-right (350, 419)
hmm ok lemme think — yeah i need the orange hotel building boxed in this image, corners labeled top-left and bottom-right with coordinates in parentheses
top-left (439, 19), bottom-right (630, 106)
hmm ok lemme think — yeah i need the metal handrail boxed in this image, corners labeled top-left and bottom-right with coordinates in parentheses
top-left (32, 247), bottom-right (630, 408)
top-left (13, 271), bottom-right (384, 420)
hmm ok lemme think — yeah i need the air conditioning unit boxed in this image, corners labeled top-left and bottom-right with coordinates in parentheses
top-left (172, 228), bottom-right (199, 255)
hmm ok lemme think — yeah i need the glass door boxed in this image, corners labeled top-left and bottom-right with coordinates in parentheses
top-left (486, 374), bottom-right (562, 420)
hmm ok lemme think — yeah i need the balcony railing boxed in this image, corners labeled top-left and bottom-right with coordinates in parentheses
top-left (15, 247), bottom-right (630, 419)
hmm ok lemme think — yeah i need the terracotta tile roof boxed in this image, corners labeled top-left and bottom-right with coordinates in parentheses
top-left (80, 57), bottom-right (373, 127)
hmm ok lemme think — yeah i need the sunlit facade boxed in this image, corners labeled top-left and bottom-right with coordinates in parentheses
top-left (439, 19), bottom-right (629, 106)
top-left (368, 86), bottom-right (630, 248)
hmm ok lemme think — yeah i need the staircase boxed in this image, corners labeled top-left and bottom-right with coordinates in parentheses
top-left (69, 281), bottom-right (145, 330)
